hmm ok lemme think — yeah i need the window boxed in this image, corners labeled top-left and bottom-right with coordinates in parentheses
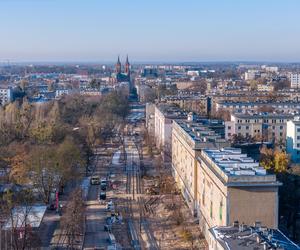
top-left (297, 128), bottom-right (300, 133)
top-left (246, 126), bottom-right (249, 130)
top-left (280, 132), bottom-right (283, 136)
top-left (228, 126), bottom-right (231, 130)
top-left (210, 201), bottom-right (213, 219)
top-left (228, 133), bottom-right (231, 137)
top-left (280, 126), bottom-right (283, 130)
top-left (297, 143), bottom-right (300, 148)
top-left (238, 126), bottom-right (241, 130)
top-left (219, 200), bottom-right (223, 221)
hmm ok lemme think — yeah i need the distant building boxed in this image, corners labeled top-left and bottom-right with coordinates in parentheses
top-left (216, 100), bottom-right (300, 114)
top-left (154, 103), bottom-right (186, 157)
top-left (208, 222), bottom-right (300, 250)
top-left (114, 56), bottom-right (131, 83)
top-left (55, 88), bottom-right (71, 99)
top-left (291, 73), bottom-right (300, 89)
top-left (142, 68), bottom-right (158, 78)
top-left (161, 95), bottom-right (211, 116)
top-left (244, 70), bottom-right (260, 81)
top-left (79, 88), bottom-right (101, 96)
top-left (225, 113), bottom-right (293, 144)
top-left (0, 87), bottom-right (12, 106)
top-left (286, 117), bottom-right (300, 163)
top-left (257, 83), bottom-right (274, 92)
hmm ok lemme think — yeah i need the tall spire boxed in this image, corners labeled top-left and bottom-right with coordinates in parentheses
top-left (115, 55), bottom-right (121, 74)
top-left (125, 55), bottom-right (130, 75)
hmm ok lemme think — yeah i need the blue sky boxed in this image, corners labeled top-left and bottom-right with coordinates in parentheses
top-left (0, 0), bottom-right (299, 62)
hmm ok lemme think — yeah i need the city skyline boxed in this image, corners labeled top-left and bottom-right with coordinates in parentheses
top-left (0, 0), bottom-right (300, 62)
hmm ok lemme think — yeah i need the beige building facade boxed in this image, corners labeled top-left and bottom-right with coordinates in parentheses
top-left (197, 148), bottom-right (281, 241)
top-left (172, 117), bottom-right (229, 214)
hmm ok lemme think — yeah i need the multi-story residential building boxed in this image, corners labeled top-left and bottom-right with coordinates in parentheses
top-left (172, 116), bottom-right (229, 214)
top-left (257, 83), bottom-right (274, 92)
top-left (208, 222), bottom-right (299, 250)
top-left (286, 117), bottom-right (300, 163)
top-left (216, 100), bottom-right (300, 114)
top-left (145, 103), bottom-right (155, 138)
top-left (244, 70), bottom-right (260, 80)
top-left (0, 87), bottom-right (12, 106)
top-left (291, 73), bottom-right (300, 89)
top-left (225, 113), bottom-right (293, 144)
top-left (161, 94), bottom-right (211, 116)
top-left (154, 103), bottom-right (186, 157)
top-left (55, 88), bottom-right (71, 99)
top-left (197, 148), bottom-right (281, 240)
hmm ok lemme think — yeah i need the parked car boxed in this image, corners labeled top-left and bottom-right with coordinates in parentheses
top-left (90, 176), bottom-right (100, 185)
top-left (99, 192), bottom-right (106, 201)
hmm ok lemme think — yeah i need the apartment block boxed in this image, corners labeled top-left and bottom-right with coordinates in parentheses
top-left (0, 87), bottom-right (12, 106)
top-left (291, 73), bottom-right (300, 89)
top-left (145, 103), bottom-right (155, 137)
top-left (161, 95), bottom-right (211, 116)
top-left (286, 117), bottom-right (300, 163)
top-left (225, 113), bottom-right (293, 144)
top-left (172, 116), bottom-right (229, 214)
top-left (197, 148), bottom-right (281, 240)
top-left (216, 100), bottom-right (300, 114)
top-left (154, 103), bottom-right (186, 157)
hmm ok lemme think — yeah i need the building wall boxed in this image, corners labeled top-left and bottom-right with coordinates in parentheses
top-left (286, 120), bottom-right (300, 163)
top-left (196, 159), bottom-right (228, 237)
top-left (196, 154), bottom-right (279, 242)
top-left (225, 114), bottom-right (288, 144)
top-left (291, 73), bottom-right (300, 89)
top-left (172, 123), bottom-right (199, 214)
top-left (154, 106), bottom-right (172, 155)
top-left (0, 88), bottom-right (12, 106)
top-left (228, 186), bottom-right (278, 228)
top-left (145, 103), bottom-right (155, 137)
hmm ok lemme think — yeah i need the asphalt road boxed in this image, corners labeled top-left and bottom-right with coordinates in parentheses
top-left (83, 152), bottom-right (110, 249)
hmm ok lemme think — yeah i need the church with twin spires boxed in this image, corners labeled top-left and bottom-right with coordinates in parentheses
top-left (114, 55), bottom-right (131, 83)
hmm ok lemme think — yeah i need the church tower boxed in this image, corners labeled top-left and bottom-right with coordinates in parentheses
top-left (125, 55), bottom-right (130, 75)
top-left (115, 56), bottom-right (122, 74)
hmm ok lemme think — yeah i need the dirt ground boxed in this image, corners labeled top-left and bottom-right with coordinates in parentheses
top-left (141, 145), bottom-right (208, 250)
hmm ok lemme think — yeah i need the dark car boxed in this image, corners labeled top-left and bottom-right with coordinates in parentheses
top-left (99, 192), bottom-right (106, 200)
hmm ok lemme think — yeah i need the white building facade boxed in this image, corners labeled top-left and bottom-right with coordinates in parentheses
top-left (286, 117), bottom-right (300, 163)
top-left (291, 73), bottom-right (300, 89)
top-left (0, 87), bottom-right (12, 106)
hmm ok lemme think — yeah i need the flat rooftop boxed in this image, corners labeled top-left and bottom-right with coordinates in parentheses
top-left (233, 112), bottom-right (294, 119)
top-left (175, 119), bottom-right (227, 144)
top-left (218, 100), bottom-right (300, 106)
top-left (156, 103), bottom-right (187, 119)
top-left (203, 148), bottom-right (267, 177)
top-left (209, 224), bottom-right (300, 250)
